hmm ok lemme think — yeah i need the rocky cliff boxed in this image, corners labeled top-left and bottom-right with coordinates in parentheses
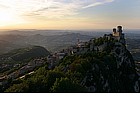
top-left (81, 43), bottom-right (139, 92)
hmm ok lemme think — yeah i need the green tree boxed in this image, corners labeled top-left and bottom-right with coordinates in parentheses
top-left (51, 77), bottom-right (88, 93)
top-left (45, 70), bottom-right (65, 92)
top-left (5, 83), bottom-right (29, 93)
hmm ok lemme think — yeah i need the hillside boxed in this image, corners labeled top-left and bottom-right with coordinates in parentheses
top-left (0, 46), bottom-right (50, 76)
top-left (0, 40), bottom-right (24, 54)
top-left (9, 46), bottom-right (50, 62)
top-left (0, 46), bottom-right (50, 63)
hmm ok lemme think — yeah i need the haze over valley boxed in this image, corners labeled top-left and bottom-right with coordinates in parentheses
top-left (0, 29), bottom-right (140, 66)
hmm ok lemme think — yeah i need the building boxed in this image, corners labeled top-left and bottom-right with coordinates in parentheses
top-left (112, 26), bottom-right (126, 45)
top-left (57, 53), bottom-right (66, 60)
top-left (113, 26), bottom-right (123, 37)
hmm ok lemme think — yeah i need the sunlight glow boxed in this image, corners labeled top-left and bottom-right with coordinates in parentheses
top-left (0, 10), bottom-right (15, 26)
top-left (0, 0), bottom-right (139, 29)
top-left (0, 4), bottom-right (26, 27)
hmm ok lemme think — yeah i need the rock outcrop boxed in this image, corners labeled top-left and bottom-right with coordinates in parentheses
top-left (81, 42), bottom-right (140, 92)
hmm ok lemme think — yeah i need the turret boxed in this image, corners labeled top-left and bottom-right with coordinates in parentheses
top-left (113, 28), bottom-right (117, 33)
top-left (117, 26), bottom-right (122, 36)
top-left (113, 28), bottom-right (117, 36)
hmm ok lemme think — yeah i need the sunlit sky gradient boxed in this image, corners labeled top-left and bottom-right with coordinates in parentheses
top-left (0, 0), bottom-right (140, 30)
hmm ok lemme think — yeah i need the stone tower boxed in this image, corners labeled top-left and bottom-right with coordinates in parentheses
top-left (112, 25), bottom-right (126, 45)
top-left (113, 28), bottom-right (117, 36)
top-left (117, 26), bottom-right (122, 36)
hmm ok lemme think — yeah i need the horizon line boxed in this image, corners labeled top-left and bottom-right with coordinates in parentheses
top-left (1, 28), bottom-right (140, 31)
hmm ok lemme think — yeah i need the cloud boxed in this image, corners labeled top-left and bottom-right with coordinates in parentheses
top-left (0, 4), bottom-right (9, 8)
top-left (22, 0), bottom-right (114, 20)
top-left (0, 0), bottom-right (115, 21)
top-left (22, 0), bottom-right (83, 20)
top-left (83, 0), bottom-right (114, 9)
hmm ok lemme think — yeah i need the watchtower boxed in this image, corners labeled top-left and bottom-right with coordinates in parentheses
top-left (117, 26), bottom-right (122, 36)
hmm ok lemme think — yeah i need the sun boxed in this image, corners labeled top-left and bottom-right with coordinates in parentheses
top-left (0, 9), bottom-right (25, 27)
top-left (0, 11), bottom-right (13, 24)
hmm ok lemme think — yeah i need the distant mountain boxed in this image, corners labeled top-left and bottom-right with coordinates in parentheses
top-left (0, 33), bottom-right (92, 53)
top-left (0, 30), bottom-right (140, 67)
top-left (43, 33), bottom-right (92, 51)
top-left (0, 29), bottom-right (103, 36)
top-left (0, 40), bottom-right (24, 54)
top-left (1, 46), bottom-right (50, 62)
top-left (0, 31), bottom-right (140, 59)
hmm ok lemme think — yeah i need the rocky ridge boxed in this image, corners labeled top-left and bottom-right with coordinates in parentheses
top-left (3, 26), bottom-right (140, 93)
top-left (82, 42), bottom-right (139, 92)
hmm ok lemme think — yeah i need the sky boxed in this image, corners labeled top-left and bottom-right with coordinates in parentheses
top-left (0, 0), bottom-right (140, 30)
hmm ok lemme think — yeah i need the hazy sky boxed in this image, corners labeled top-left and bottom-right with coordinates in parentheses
top-left (0, 0), bottom-right (140, 30)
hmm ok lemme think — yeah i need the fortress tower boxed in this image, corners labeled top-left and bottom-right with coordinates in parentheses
top-left (112, 25), bottom-right (126, 45)
top-left (113, 28), bottom-right (117, 36)
top-left (117, 26), bottom-right (122, 36)
top-left (113, 26), bottom-right (123, 37)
